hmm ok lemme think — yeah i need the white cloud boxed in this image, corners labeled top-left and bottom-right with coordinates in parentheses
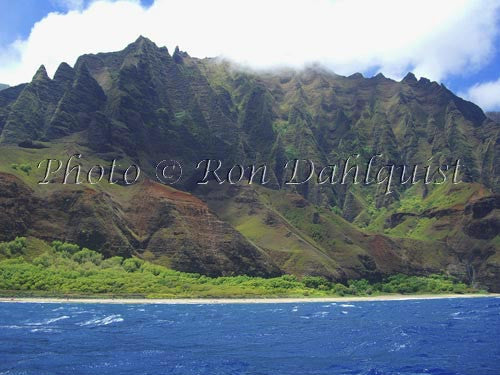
top-left (0, 0), bottom-right (499, 86)
top-left (462, 77), bottom-right (500, 111)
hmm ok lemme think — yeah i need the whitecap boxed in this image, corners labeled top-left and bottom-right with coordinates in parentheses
top-left (313, 311), bottom-right (329, 317)
top-left (340, 304), bottom-right (355, 308)
top-left (390, 343), bottom-right (408, 352)
top-left (30, 328), bottom-right (57, 333)
top-left (78, 314), bottom-right (124, 327)
top-left (45, 316), bottom-right (70, 324)
top-left (268, 308), bottom-right (284, 313)
top-left (27, 316), bottom-right (70, 326)
top-left (0, 325), bottom-right (24, 329)
top-left (341, 311), bottom-right (348, 314)
top-left (156, 319), bottom-right (175, 324)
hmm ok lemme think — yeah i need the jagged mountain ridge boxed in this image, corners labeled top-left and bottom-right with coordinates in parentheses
top-left (1, 37), bottom-right (498, 184)
top-left (0, 36), bottom-right (498, 290)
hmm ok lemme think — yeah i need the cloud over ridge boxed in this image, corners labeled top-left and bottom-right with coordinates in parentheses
top-left (0, 0), bottom-right (499, 104)
top-left (463, 78), bottom-right (500, 111)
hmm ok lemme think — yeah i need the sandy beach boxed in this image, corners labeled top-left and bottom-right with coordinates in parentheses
top-left (0, 293), bottom-right (498, 305)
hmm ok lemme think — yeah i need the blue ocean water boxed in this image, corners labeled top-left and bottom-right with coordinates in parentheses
top-left (0, 298), bottom-right (499, 375)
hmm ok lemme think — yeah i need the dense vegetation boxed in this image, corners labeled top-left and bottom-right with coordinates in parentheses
top-left (0, 36), bottom-right (498, 290)
top-left (0, 237), bottom-right (480, 298)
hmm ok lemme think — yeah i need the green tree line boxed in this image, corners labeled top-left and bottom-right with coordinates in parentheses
top-left (0, 237), bottom-right (479, 298)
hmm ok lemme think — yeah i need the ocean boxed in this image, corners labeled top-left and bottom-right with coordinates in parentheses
top-left (0, 297), bottom-right (499, 374)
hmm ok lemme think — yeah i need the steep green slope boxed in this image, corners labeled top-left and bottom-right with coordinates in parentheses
top-left (0, 36), bottom-right (498, 291)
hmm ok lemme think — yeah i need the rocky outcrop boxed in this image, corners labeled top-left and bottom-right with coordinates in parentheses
top-left (463, 196), bottom-right (500, 240)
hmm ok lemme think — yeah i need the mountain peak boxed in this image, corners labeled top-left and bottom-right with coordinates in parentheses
top-left (402, 72), bottom-right (417, 83)
top-left (135, 35), bottom-right (150, 42)
top-left (32, 65), bottom-right (50, 82)
top-left (125, 35), bottom-right (166, 57)
top-left (132, 35), bottom-right (157, 48)
top-left (418, 77), bottom-right (431, 85)
top-left (54, 62), bottom-right (75, 82)
top-left (348, 72), bottom-right (364, 79)
top-left (173, 46), bottom-right (185, 63)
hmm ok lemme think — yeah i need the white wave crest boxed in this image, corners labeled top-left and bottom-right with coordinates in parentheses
top-left (78, 314), bottom-right (124, 327)
top-left (27, 316), bottom-right (70, 326)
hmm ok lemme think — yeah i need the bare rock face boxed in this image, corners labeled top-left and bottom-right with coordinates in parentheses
top-left (38, 189), bottom-right (133, 258)
top-left (464, 196), bottom-right (500, 240)
top-left (0, 173), bottom-right (280, 277)
top-left (124, 180), bottom-right (280, 277)
top-left (466, 196), bottom-right (500, 219)
top-left (0, 173), bottom-right (35, 241)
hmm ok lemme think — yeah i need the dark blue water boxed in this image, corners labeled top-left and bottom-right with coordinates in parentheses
top-left (0, 298), bottom-right (499, 375)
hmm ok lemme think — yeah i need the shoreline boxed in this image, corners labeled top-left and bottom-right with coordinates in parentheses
top-left (0, 293), bottom-right (498, 305)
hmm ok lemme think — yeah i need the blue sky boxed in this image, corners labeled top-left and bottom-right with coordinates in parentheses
top-left (0, 0), bottom-right (499, 110)
top-left (0, 0), bottom-right (152, 47)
